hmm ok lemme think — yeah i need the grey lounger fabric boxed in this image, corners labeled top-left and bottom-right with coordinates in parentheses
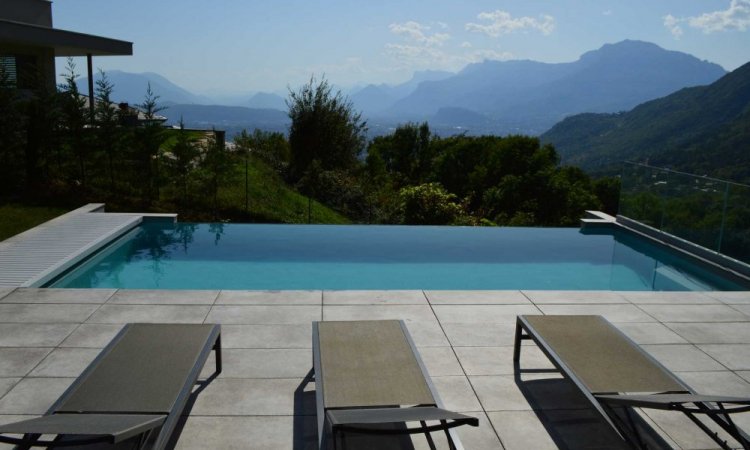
top-left (514, 315), bottom-right (750, 450)
top-left (0, 323), bottom-right (222, 449)
top-left (313, 320), bottom-right (478, 449)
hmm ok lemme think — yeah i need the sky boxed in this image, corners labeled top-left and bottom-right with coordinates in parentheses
top-left (53, 0), bottom-right (750, 96)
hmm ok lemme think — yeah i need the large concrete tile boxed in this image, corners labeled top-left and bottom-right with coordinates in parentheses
top-left (87, 305), bottom-right (210, 324)
top-left (323, 290), bottom-right (427, 305)
top-left (28, 348), bottom-right (101, 377)
top-left (0, 379), bottom-right (19, 399)
top-left (537, 304), bottom-right (655, 322)
top-left (221, 324), bottom-right (312, 348)
top-left (0, 378), bottom-right (73, 414)
top-left (418, 347), bottom-right (463, 377)
top-left (219, 349), bottom-right (311, 378)
top-left (708, 291), bottom-right (750, 304)
top-left (523, 290), bottom-right (627, 304)
top-left (452, 411), bottom-right (503, 450)
top-left (323, 305), bottom-right (437, 323)
top-left (642, 344), bottom-right (726, 372)
top-left (488, 409), bottom-right (630, 450)
top-left (190, 378), bottom-right (315, 416)
top-left (174, 415), bottom-right (317, 450)
top-left (488, 410), bottom-right (557, 450)
top-left (615, 322), bottom-right (688, 344)
top-left (0, 288), bottom-right (13, 301)
top-left (698, 344), bottom-right (750, 370)
top-left (470, 374), bottom-right (590, 411)
top-left (0, 348), bottom-right (52, 377)
top-left (640, 304), bottom-right (748, 322)
top-left (730, 304), bottom-right (750, 318)
top-left (676, 371), bottom-right (750, 396)
top-left (667, 322), bottom-right (750, 344)
top-left (108, 289), bottom-right (219, 305)
top-left (431, 376), bottom-right (481, 412)
top-left (405, 321), bottom-right (451, 347)
top-left (0, 288), bottom-right (115, 304)
top-left (442, 322), bottom-right (519, 347)
top-left (643, 408), bottom-right (740, 450)
top-left (425, 290), bottom-right (530, 305)
top-left (0, 304), bottom-right (99, 323)
top-left (432, 305), bottom-right (541, 324)
top-left (456, 346), bottom-right (555, 376)
top-left (59, 324), bottom-right (124, 348)
top-left (206, 305), bottom-right (321, 324)
top-left (217, 290), bottom-right (320, 305)
top-left (621, 291), bottom-right (719, 304)
top-left (0, 323), bottom-right (77, 347)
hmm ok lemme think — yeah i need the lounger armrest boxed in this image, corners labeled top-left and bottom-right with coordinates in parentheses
top-left (597, 394), bottom-right (750, 413)
top-left (0, 414), bottom-right (166, 446)
top-left (327, 406), bottom-right (478, 434)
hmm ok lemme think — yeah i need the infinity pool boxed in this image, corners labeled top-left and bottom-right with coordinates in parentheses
top-left (50, 223), bottom-right (747, 291)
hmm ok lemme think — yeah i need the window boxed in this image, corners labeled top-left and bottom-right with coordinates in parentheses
top-left (0, 55), bottom-right (17, 88)
top-left (0, 55), bottom-right (37, 89)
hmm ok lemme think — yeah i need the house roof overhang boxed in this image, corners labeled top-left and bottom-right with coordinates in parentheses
top-left (0, 19), bottom-right (132, 56)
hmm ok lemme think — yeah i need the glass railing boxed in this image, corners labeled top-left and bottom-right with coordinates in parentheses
top-left (619, 162), bottom-right (750, 265)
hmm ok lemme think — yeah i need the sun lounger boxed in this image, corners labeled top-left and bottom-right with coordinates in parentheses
top-left (313, 320), bottom-right (478, 449)
top-left (514, 315), bottom-right (750, 450)
top-left (0, 323), bottom-right (222, 449)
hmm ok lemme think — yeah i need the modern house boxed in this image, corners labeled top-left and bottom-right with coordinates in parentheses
top-left (0, 0), bottom-right (131, 109)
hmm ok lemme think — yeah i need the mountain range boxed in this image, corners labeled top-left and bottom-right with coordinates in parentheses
top-left (78, 70), bottom-right (212, 105)
top-left (381, 40), bottom-right (726, 134)
top-left (75, 40), bottom-right (728, 138)
top-left (540, 62), bottom-right (750, 182)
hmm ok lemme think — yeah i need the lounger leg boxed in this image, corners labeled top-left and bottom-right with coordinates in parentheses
top-left (441, 420), bottom-right (457, 450)
top-left (214, 335), bottom-right (222, 374)
top-left (513, 319), bottom-right (524, 363)
top-left (421, 420), bottom-right (437, 450)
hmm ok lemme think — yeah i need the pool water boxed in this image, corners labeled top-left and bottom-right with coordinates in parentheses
top-left (50, 223), bottom-right (747, 291)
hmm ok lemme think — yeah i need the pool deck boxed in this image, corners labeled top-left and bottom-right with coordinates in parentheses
top-left (0, 204), bottom-right (174, 288)
top-left (1, 288), bottom-right (750, 449)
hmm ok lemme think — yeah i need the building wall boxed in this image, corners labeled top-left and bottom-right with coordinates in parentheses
top-left (0, 0), bottom-right (53, 26)
top-left (0, 1), bottom-right (54, 90)
top-left (0, 44), bottom-right (55, 91)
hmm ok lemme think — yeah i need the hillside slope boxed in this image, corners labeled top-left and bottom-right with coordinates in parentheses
top-left (541, 62), bottom-right (750, 181)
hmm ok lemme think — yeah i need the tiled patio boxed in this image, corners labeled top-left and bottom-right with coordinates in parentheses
top-left (1, 288), bottom-right (750, 449)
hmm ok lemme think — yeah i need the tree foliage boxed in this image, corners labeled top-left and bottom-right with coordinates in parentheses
top-left (397, 183), bottom-right (465, 225)
top-left (287, 76), bottom-right (367, 180)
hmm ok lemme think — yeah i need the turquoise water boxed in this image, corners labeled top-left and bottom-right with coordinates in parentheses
top-left (50, 223), bottom-right (747, 290)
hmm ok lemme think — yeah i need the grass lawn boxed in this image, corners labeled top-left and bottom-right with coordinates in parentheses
top-left (0, 204), bottom-right (68, 242)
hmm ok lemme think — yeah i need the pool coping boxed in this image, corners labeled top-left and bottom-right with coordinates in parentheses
top-left (0, 204), bottom-right (177, 288)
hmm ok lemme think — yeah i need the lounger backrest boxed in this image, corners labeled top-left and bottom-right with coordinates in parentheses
top-left (523, 315), bottom-right (685, 394)
top-left (57, 324), bottom-right (217, 414)
top-left (317, 320), bottom-right (435, 409)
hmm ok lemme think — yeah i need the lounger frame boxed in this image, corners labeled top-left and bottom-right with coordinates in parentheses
top-left (0, 323), bottom-right (222, 449)
top-left (514, 315), bottom-right (750, 450)
top-left (313, 320), bottom-right (475, 450)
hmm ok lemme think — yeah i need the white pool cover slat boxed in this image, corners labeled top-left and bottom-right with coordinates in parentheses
top-left (0, 204), bottom-right (142, 287)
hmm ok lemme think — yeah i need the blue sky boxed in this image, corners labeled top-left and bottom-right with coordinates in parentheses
top-left (53, 0), bottom-right (750, 95)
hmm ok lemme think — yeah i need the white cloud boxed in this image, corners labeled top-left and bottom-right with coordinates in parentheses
top-left (664, 0), bottom-right (750, 38)
top-left (664, 14), bottom-right (684, 38)
top-left (603, 10), bottom-right (613, 16)
top-left (465, 10), bottom-right (555, 37)
top-left (385, 20), bottom-right (513, 71)
top-left (689, 0), bottom-right (750, 32)
top-left (466, 49), bottom-right (514, 62)
top-left (388, 21), bottom-right (450, 46)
